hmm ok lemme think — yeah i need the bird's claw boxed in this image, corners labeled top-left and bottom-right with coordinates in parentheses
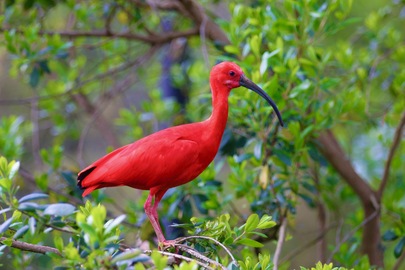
top-left (158, 239), bottom-right (180, 251)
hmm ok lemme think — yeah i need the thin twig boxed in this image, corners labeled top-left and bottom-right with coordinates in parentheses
top-left (378, 110), bottom-right (405, 198)
top-left (176, 244), bottom-right (227, 270)
top-left (0, 46), bottom-right (160, 107)
top-left (143, 249), bottom-right (216, 270)
top-left (30, 99), bottom-right (42, 168)
top-left (0, 237), bottom-right (61, 256)
top-left (280, 223), bottom-right (337, 264)
top-left (327, 210), bottom-right (379, 263)
top-left (77, 45), bottom-right (157, 166)
top-left (173, 235), bottom-right (237, 265)
top-left (273, 217), bottom-right (287, 270)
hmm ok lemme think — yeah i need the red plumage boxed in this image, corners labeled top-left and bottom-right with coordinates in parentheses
top-left (77, 62), bottom-right (283, 246)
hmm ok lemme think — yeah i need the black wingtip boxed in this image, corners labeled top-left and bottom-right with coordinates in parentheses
top-left (77, 166), bottom-right (96, 189)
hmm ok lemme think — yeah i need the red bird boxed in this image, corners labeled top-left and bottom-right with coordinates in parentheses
top-left (78, 62), bottom-right (283, 246)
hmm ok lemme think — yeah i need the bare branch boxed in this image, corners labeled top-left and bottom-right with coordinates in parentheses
top-left (0, 237), bottom-right (61, 256)
top-left (327, 210), bottom-right (379, 263)
top-left (172, 235), bottom-right (237, 265)
top-left (280, 223), bottom-right (337, 264)
top-left (30, 99), bottom-right (42, 168)
top-left (143, 249), bottom-right (217, 270)
top-left (273, 217), bottom-right (287, 270)
top-left (177, 0), bottom-right (230, 44)
top-left (176, 244), bottom-right (227, 270)
top-left (76, 45), bottom-right (157, 165)
top-left (0, 27), bottom-right (199, 45)
top-left (378, 110), bottom-right (405, 198)
top-left (0, 46), bottom-right (160, 107)
top-left (316, 129), bottom-right (383, 266)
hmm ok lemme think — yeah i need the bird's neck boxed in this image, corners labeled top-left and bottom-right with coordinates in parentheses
top-left (206, 81), bottom-right (230, 141)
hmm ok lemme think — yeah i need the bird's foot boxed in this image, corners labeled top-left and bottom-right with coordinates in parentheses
top-left (158, 239), bottom-right (180, 251)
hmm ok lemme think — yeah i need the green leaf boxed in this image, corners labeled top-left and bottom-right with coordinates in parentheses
top-left (0, 208), bottom-right (11, 215)
top-left (44, 203), bottom-right (75, 216)
top-left (28, 217), bottom-right (36, 235)
top-left (90, 205), bottom-right (107, 228)
top-left (29, 67), bottom-right (40, 88)
top-left (8, 161), bottom-right (20, 179)
top-left (104, 214), bottom-right (126, 234)
top-left (234, 153), bottom-right (253, 163)
top-left (245, 214), bottom-right (260, 232)
top-left (151, 250), bottom-right (168, 270)
top-left (257, 215), bottom-right (276, 229)
top-left (13, 225), bottom-right (29, 239)
top-left (236, 238), bottom-right (264, 248)
top-left (382, 230), bottom-right (398, 241)
top-left (289, 80), bottom-right (311, 98)
top-left (394, 237), bottom-right (405, 258)
top-left (54, 235), bottom-right (64, 252)
top-left (0, 217), bottom-right (13, 234)
top-left (192, 194), bottom-right (209, 215)
top-left (111, 249), bottom-right (142, 264)
top-left (18, 193), bottom-right (49, 203)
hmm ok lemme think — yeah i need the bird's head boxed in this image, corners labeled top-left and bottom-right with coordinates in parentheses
top-left (210, 61), bottom-right (284, 127)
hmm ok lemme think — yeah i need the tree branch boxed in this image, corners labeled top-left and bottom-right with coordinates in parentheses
top-left (0, 237), bottom-right (61, 256)
top-left (280, 223), bottom-right (336, 264)
top-left (327, 210), bottom-right (379, 263)
top-left (316, 129), bottom-right (383, 267)
top-left (0, 27), bottom-right (199, 45)
top-left (377, 110), bottom-right (405, 198)
top-left (317, 130), bottom-right (376, 204)
top-left (272, 216), bottom-right (287, 270)
top-left (177, 0), bottom-right (230, 44)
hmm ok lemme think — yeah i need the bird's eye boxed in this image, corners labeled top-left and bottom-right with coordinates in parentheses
top-left (229, 71), bottom-right (236, 77)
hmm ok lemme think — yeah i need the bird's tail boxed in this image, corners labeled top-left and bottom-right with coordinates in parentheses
top-left (77, 166), bottom-right (97, 197)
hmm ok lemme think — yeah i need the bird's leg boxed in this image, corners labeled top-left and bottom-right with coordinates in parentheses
top-left (144, 191), bottom-right (178, 250)
top-left (144, 194), bottom-right (167, 244)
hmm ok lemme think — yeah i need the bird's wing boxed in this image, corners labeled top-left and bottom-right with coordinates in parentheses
top-left (78, 129), bottom-right (206, 194)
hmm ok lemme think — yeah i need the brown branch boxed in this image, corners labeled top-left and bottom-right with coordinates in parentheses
top-left (176, 244), bottom-right (227, 269)
top-left (30, 99), bottom-right (43, 168)
top-left (377, 110), bottom-right (405, 198)
top-left (172, 235), bottom-right (237, 265)
top-left (0, 46), bottom-right (160, 107)
top-left (327, 210), bottom-right (379, 263)
top-left (0, 27), bottom-right (199, 45)
top-left (0, 237), bottom-right (61, 256)
top-left (73, 92), bottom-right (120, 149)
top-left (316, 129), bottom-right (383, 267)
top-left (312, 163), bottom-right (327, 262)
top-left (317, 130), bottom-right (376, 203)
top-left (76, 45), bottom-right (157, 166)
top-left (143, 249), bottom-right (217, 270)
top-left (272, 216), bottom-right (287, 270)
top-left (280, 223), bottom-right (337, 264)
top-left (177, 0), bottom-right (230, 44)
top-left (104, 4), bottom-right (117, 35)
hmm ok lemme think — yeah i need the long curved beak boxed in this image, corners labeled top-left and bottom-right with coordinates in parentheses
top-left (240, 75), bottom-right (284, 127)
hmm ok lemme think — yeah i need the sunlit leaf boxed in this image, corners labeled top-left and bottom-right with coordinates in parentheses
top-left (44, 203), bottom-right (75, 216)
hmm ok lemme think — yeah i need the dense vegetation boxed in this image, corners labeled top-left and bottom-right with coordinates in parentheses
top-left (0, 0), bottom-right (404, 269)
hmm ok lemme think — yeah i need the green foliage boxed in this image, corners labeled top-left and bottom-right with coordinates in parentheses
top-left (190, 213), bottom-right (276, 249)
top-left (0, 116), bottom-right (27, 160)
top-left (300, 262), bottom-right (350, 270)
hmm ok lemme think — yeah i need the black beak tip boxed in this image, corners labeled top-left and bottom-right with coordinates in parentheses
top-left (240, 75), bottom-right (284, 127)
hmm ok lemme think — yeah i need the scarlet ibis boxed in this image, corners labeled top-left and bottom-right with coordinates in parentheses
top-left (77, 62), bottom-right (283, 246)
